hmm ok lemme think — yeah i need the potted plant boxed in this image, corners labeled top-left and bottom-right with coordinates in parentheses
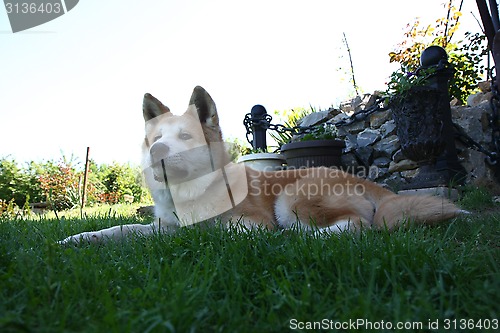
top-left (280, 123), bottom-right (345, 168)
top-left (236, 147), bottom-right (286, 171)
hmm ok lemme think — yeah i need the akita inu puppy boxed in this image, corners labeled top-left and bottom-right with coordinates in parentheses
top-left (59, 86), bottom-right (465, 244)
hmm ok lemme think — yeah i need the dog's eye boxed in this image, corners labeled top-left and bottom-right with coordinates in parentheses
top-left (179, 133), bottom-right (192, 140)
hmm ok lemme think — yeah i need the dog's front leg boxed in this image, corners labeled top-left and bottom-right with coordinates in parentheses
top-left (58, 221), bottom-right (172, 245)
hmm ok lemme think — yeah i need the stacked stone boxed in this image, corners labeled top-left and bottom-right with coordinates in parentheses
top-left (295, 84), bottom-right (499, 192)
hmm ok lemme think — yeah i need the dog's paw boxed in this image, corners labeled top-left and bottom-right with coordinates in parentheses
top-left (58, 231), bottom-right (103, 245)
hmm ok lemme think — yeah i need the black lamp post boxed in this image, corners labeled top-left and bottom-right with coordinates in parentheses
top-left (421, 46), bottom-right (466, 186)
top-left (391, 45), bottom-right (466, 189)
top-left (250, 105), bottom-right (268, 151)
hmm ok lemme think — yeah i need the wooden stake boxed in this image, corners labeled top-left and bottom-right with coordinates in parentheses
top-left (81, 147), bottom-right (90, 209)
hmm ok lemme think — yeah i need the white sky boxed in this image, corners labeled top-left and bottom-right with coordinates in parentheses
top-left (0, 0), bottom-right (484, 165)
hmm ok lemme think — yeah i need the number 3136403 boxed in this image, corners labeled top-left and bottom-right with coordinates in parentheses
top-left (443, 319), bottom-right (498, 330)
top-left (5, 2), bottom-right (62, 14)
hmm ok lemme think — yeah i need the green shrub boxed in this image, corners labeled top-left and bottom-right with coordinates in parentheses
top-left (0, 158), bottom-right (43, 207)
top-left (38, 160), bottom-right (81, 211)
top-left (0, 156), bottom-right (150, 210)
top-left (97, 162), bottom-right (145, 204)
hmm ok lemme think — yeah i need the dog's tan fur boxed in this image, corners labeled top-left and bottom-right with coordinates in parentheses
top-left (59, 86), bottom-right (464, 244)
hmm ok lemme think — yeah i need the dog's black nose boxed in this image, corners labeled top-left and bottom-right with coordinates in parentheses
top-left (150, 142), bottom-right (169, 164)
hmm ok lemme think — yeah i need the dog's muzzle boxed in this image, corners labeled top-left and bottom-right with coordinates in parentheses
top-left (149, 142), bottom-right (189, 183)
top-left (150, 142), bottom-right (169, 165)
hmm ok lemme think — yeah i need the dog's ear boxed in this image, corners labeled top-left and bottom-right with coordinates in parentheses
top-left (188, 86), bottom-right (219, 128)
top-left (143, 93), bottom-right (170, 121)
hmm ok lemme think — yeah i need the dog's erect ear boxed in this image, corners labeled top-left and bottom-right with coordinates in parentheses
top-left (143, 93), bottom-right (171, 121)
top-left (188, 86), bottom-right (219, 127)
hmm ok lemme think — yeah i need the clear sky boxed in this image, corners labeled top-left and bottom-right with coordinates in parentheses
top-left (0, 0), bottom-right (484, 165)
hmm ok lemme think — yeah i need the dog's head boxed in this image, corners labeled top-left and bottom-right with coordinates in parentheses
top-left (143, 86), bottom-right (228, 183)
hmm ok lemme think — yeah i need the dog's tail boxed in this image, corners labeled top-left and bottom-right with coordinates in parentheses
top-left (373, 194), bottom-right (466, 230)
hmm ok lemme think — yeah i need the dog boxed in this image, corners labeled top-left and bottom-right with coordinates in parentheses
top-left (59, 86), bottom-right (465, 244)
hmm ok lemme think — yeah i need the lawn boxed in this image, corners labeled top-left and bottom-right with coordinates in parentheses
top-left (0, 190), bottom-right (499, 333)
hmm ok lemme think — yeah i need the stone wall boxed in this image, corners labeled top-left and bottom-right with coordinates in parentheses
top-left (296, 85), bottom-right (500, 193)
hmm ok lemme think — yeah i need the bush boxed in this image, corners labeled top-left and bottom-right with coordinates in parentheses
top-left (38, 160), bottom-right (81, 211)
top-left (97, 162), bottom-right (145, 204)
top-left (0, 158), bottom-right (43, 207)
top-left (0, 156), bottom-right (150, 211)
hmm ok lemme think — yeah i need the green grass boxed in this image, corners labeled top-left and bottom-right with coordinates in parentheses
top-left (0, 197), bottom-right (499, 333)
top-left (458, 186), bottom-right (496, 211)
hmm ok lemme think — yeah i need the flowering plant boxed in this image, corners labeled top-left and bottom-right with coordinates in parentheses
top-left (300, 123), bottom-right (339, 141)
top-left (386, 67), bottom-right (437, 99)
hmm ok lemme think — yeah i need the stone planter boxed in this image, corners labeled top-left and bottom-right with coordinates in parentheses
top-left (390, 86), bottom-right (446, 163)
top-left (390, 84), bottom-right (466, 189)
top-left (237, 153), bottom-right (286, 171)
top-left (280, 140), bottom-right (346, 168)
